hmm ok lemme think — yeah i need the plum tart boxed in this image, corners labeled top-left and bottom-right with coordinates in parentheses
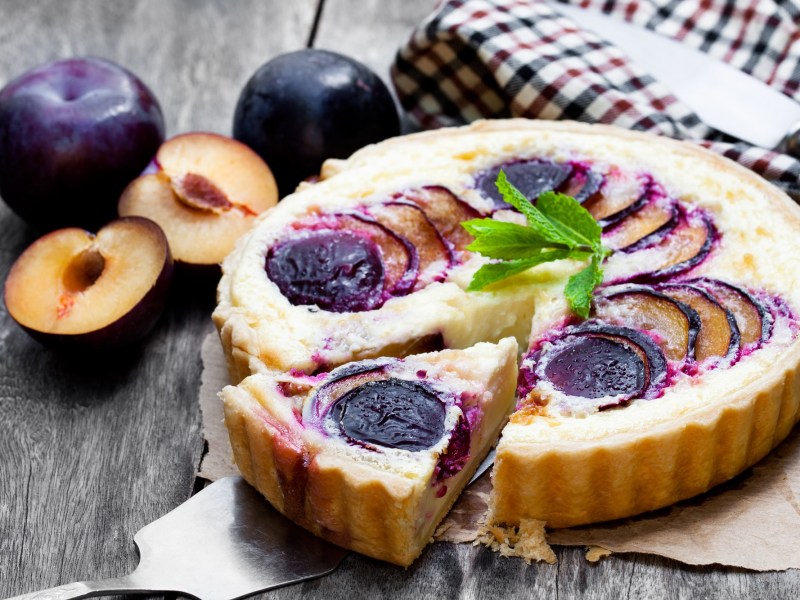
top-left (215, 119), bottom-right (800, 561)
top-left (221, 338), bottom-right (518, 566)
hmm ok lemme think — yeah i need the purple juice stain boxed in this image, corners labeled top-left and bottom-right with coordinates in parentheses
top-left (266, 230), bottom-right (385, 312)
top-left (434, 415), bottom-right (470, 482)
top-left (543, 336), bottom-right (645, 399)
top-left (478, 160), bottom-right (571, 208)
top-left (331, 378), bottom-right (445, 451)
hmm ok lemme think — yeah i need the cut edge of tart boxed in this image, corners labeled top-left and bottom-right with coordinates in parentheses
top-left (220, 337), bottom-right (518, 566)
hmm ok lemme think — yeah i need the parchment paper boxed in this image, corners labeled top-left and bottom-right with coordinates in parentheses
top-left (198, 333), bottom-right (800, 571)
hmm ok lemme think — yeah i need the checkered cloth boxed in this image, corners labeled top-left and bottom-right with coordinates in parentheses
top-left (391, 0), bottom-right (800, 197)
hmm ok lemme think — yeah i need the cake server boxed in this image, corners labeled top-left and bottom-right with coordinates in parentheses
top-left (7, 462), bottom-right (498, 600)
top-left (551, 2), bottom-right (800, 153)
top-left (5, 477), bottom-right (348, 600)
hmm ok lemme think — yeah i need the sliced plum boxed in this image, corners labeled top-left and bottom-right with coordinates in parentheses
top-left (659, 283), bottom-right (740, 363)
top-left (582, 171), bottom-right (649, 228)
top-left (306, 359), bottom-right (392, 421)
top-left (603, 198), bottom-right (679, 252)
top-left (691, 278), bottom-right (773, 345)
top-left (266, 230), bottom-right (385, 312)
top-left (335, 213), bottom-right (417, 296)
top-left (604, 209), bottom-right (715, 283)
top-left (558, 164), bottom-right (604, 204)
top-left (369, 200), bottom-right (452, 287)
top-left (476, 159), bottom-right (571, 209)
top-left (400, 186), bottom-right (481, 251)
top-left (594, 286), bottom-right (699, 361)
top-left (330, 378), bottom-right (446, 451)
top-left (528, 322), bottom-right (667, 409)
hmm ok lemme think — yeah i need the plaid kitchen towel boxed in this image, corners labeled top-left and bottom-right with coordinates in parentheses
top-left (391, 0), bottom-right (800, 195)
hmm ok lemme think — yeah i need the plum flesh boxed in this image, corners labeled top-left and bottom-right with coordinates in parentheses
top-left (331, 378), bottom-right (446, 451)
top-left (266, 230), bottom-right (384, 312)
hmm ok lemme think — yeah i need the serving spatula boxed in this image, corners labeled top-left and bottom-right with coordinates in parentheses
top-left (5, 477), bottom-right (348, 600)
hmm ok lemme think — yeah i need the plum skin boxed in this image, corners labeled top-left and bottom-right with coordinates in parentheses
top-left (233, 49), bottom-right (400, 197)
top-left (0, 57), bottom-right (165, 230)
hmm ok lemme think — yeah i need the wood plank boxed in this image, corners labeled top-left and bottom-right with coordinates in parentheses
top-left (0, 0), bottom-right (317, 596)
top-left (2, 0), bottom-right (800, 598)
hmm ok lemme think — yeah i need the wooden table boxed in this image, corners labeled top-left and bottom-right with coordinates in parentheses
top-left (1, 1), bottom-right (799, 598)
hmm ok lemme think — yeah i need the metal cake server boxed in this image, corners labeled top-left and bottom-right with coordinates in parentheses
top-left (5, 477), bottom-right (348, 600)
top-left (8, 462), bottom-right (497, 600)
top-left (552, 2), bottom-right (800, 153)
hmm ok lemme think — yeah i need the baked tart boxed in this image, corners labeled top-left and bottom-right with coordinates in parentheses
top-left (215, 119), bottom-right (800, 562)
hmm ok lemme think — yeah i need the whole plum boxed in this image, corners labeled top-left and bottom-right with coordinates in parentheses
top-left (0, 57), bottom-right (165, 230)
top-left (233, 49), bottom-right (400, 197)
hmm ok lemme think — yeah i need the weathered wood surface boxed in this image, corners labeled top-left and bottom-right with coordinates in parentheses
top-left (0, 1), bottom-right (799, 598)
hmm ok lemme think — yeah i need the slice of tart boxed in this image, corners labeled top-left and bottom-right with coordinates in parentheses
top-left (220, 338), bottom-right (518, 566)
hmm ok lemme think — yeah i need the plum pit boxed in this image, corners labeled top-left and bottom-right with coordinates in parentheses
top-left (62, 247), bottom-right (105, 293)
top-left (172, 172), bottom-right (233, 213)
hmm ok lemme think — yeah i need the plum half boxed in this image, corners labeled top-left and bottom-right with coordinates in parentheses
top-left (119, 132), bottom-right (278, 267)
top-left (4, 217), bottom-right (172, 349)
top-left (308, 362), bottom-right (471, 472)
top-left (331, 378), bottom-right (447, 451)
top-left (266, 230), bottom-right (385, 313)
top-left (521, 322), bottom-right (668, 411)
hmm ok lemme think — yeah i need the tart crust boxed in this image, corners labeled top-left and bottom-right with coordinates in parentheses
top-left (216, 118), bottom-right (800, 554)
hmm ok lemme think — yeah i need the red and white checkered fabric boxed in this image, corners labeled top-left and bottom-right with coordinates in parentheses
top-left (391, 0), bottom-right (800, 197)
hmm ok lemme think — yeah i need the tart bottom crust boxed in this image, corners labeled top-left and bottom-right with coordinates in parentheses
top-left (222, 341), bottom-right (518, 566)
top-left (492, 361), bottom-right (800, 528)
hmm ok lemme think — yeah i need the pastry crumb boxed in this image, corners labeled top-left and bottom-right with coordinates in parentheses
top-left (475, 512), bottom-right (557, 564)
top-left (585, 545), bottom-right (612, 562)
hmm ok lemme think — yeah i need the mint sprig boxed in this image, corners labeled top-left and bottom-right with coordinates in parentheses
top-left (464, 170), bottom-right (611, 318)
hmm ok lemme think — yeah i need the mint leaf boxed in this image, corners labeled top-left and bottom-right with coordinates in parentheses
top-left (495, 171), bottom-right (572, 246)
top-left (465, 170), bottom-right (611, 317)
top-left (536, 191), bottom-right (601, 251)
top-left (467, 250), bottom-right (574, 291)
top-left (564, 256), bottom-right (604, 319)
top-left (463, 219), bottom-right (553, 259)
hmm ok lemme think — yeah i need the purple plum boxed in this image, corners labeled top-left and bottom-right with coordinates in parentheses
top-left (0, 57), bottom-right (165, 230)
top-left (233, 49), bottom-right (400, 197)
